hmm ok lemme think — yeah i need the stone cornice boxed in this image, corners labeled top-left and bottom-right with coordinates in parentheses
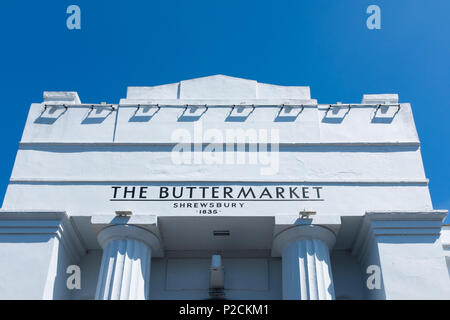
top-left (352, 210), bottom-right (448, 263)
top-left (0, 210), bottom-right (86, 261)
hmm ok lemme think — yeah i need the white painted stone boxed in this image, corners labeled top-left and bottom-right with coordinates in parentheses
top-left (443, 226), bottom-right (450, 277)
top-left (0, 211), bottom-right (85, 299)
top-left (126, 75), bottom-right (310, 100)
top-left (257, 82), bottom-right (310, 99)
top-left (95, 225), bottom-right (160, 300)
top-left (95, 238), bottom-right (151, 300)
top-left (273, 225), bottom-right (336, 300)
top-left (353, 212), bottom-right (450, 299)
top-left (362, 94), bottom-right (399, 104)
top-left (43, 91), bottom-right (81, 104)
top-left (127, 83), bottom-right (179, 100)
top-left (282, 239), bottom-right (335, 300)
top-left (179, 75), bottom-right (257, 100)
top-left (10, 145), bottom-right (428, 182)
top-left (2, 183), bottom-right (434, 217)
top-left (0, 75), bottom-right (448, 300)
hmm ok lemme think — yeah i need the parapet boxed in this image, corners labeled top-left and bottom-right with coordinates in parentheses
top-left (20, 75), bottom-right (419, 145)
top-left (43, 91), bottom-right (81, 104)
top-left (125, 75), bottom-right (311, 101)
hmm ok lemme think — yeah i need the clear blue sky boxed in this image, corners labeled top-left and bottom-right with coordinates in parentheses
top-left (0, 1), bottom-right (448, 220)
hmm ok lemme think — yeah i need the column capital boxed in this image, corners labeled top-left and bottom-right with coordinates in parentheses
top-left (272, 224), bottom-right (336, 257)
top-left (97, 224), bottom-right (161, 253)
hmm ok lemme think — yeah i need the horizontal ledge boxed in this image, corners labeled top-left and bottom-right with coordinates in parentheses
top-left (365, 210), bottom-right (448, 219)
top-left (366, 210), bottom-right (448, 214)
top-left (109, 199), bottom-right (325, 202)
top-left (41, 102), bottom-right (402, 109)
top-left (0, 210), bottom-right (68, 220)
top-left (361, 211), bottom-right (448, 223)
top-left (372, 232), bottom-right (442, 236)
top-left (44, 103), bottom-right (115, 110)
top-left (8, 179), bottom-right (429, 185)
top-left (18, 142), bottom-right (421, 147)
top-left (0, 210), bottom-right (86, 258)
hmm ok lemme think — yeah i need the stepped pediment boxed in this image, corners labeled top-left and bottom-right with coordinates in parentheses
top-left (126, 74), bottom-right (311, 100)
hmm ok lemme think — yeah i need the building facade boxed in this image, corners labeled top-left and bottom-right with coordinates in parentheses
top-left (0, 75), bottom-right (449, 300)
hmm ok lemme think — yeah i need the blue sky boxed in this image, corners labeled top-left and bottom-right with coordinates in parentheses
top-left (0, 1), bottom-right (448, 220)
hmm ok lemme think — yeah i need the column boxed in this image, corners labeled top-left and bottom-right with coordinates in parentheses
top-left (95, 224), bottom-right (160, 300)
top-left (273, 225), bottom-right (336, 300)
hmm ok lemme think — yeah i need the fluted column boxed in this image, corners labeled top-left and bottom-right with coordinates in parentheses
top-left (273, 225), bottom-right (336, 300)
top-left (95, 224), bottom-right (160, 300)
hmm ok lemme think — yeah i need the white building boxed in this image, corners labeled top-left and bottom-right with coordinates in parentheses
top-left (0, 75), bottom-right (449, 300)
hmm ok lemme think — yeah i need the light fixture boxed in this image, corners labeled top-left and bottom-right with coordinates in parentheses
top-left (115, 210), bottom-right (132, 217)
top-left (299, 210), bottom-right (316, 219)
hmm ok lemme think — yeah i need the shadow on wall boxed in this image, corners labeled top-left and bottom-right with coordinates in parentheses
top-left (0, 235), bottom-right (81, 299)
top-left (225, 106), bottom-right (255, 122)
top-left (358, 236), bottom-right (386, 300)
top-left (34, 106), bottom-right (68, 125)
top-left (178, 106), bottom-right (208, 122)
top-left (371, 105), bottom-right (401, 124)
top-left (322, 106), bottom-right (351, 124)
top-left (51, 239), bottom-right (80, 300)
top-left (321, 105), bottom-right (400, 124)
top-left (330, 250), bottom-right (367, 300)
top-left (81, 107), bottom-right (114, 124)
top-left (274, 106), bottom-right (304, 122)
top-left (129, 106), bottom-right (161, 122)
